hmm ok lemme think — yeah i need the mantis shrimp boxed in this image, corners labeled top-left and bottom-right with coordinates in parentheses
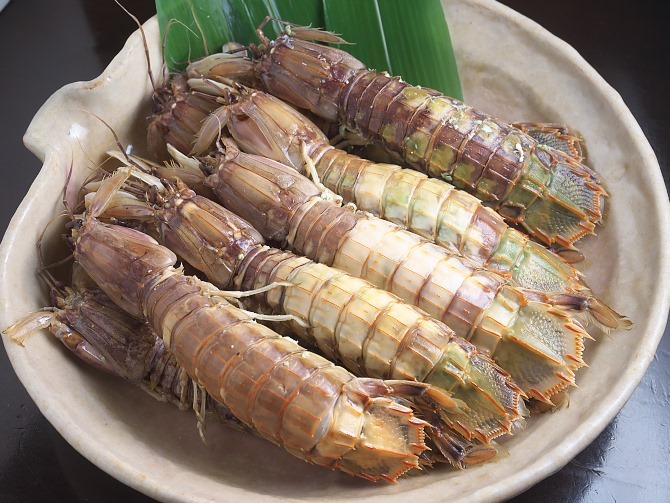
top-left (88, 163), bottom-right (528, 461)
top-left (4, 264), bottom-right (247, 436)
top-left (63, 173), bottom-right (483, 482)
top-left (145, 141), bottom-right (595, 405)
top-left (192, 19), bottom-right (608, 251)
top-left (150, 79), bottom-right (624, 328)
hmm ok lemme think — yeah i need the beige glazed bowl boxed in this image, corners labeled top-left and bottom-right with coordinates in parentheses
top-left (1, 0), bottom-right (668, 501)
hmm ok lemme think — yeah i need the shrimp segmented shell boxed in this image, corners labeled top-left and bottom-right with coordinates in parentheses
top-left (167, 84), bottom-right (608, 306)
top-left (66, 176), bottom-right (474, 482)
top-left (172, 146), bottom-right (593, 405)
top-left (145, 76), bottom-right (629, 333)
top-left (89, 164), bottom-right (527, 459)
top-left (189, 20), bottom-right (608, 251)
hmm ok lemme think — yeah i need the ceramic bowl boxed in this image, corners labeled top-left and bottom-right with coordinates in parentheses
top-left (1, 1), bottom-right (668, 501)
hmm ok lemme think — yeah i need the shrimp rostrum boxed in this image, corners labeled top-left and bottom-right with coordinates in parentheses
top-left (193, 18), bottom-right (608, 251)
top-left (88, 163), bottom-right (530, 462)
top-left (67, 174), bottom-right (480, 482)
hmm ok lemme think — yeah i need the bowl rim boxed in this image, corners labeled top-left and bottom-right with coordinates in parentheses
top-left (454, 1), bottom-right (670, 499)
top-left (2, 1), bottom-right (669, 501)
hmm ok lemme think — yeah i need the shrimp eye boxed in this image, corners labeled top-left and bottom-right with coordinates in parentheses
top-left (65, 219), bottom-right (83, 230)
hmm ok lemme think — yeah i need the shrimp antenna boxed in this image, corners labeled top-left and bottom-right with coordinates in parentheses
top-left (113, 0), bottom-right (157, 93)
top-left (45, 250), bottom-right (76, 269)
top-left (62, 149), bottom-right (76, 221)
top-left (189, 3), bottom-right (209, 57)
top-left (35, 211), bottom-right (74, 289)
top-left (74, 109), bottom-right (148, 174)
top-left (257, 16), bottom-right (348, 44)
top-left (161, 18), bottom-right (198, 83)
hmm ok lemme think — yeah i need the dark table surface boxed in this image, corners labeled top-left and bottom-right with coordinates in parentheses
top-left (1, 1), bottom-right (668, 501)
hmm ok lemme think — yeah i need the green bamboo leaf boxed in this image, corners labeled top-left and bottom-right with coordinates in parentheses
top-left (280, 0), bottom-right (325, 28)
top-left (323, 0), bottom-right (462, 99)
top-left (378, 0), bottom-right (462, 98)
top-left (156, 0), bottom-right (233, 71)
top-left (156, 0), bottom-right (461, 100)
top-left (223, 0), bottom-right (281, 44)
top-left (156, 0), bottom-right (325, 72)
top-left (323, 0), bottom-right (392, 74)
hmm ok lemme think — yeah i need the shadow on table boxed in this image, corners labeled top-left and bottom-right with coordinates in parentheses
top-left (512, 418), bottom-right (617, 502)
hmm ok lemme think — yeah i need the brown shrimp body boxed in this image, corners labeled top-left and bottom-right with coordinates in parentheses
top-left (4, 278), bottom-right (245, 430)
top-left (148, 73), bottom-right (222, 165)
top-left (94, 168), bottom-right (524, 453)
top-left (70, 208), bottom-right (468, 482)
top-left (185, 87), bottom-right (588, 294)
top-left (233, 29), bottom-right (608, 249)
top-left (149, 79), bottom-right (627, 330)
top-left (203, 149), bottom-right (594, 404)
top-left (339, 70), bottom-right (605, 237)
top-left (237, 247), bottom-right (525, 443)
